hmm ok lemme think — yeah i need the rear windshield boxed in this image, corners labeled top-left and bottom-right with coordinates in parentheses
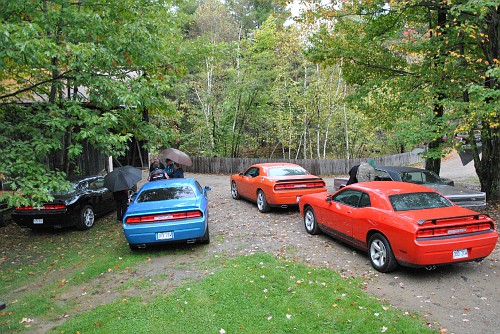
top-left (268, 167), bottom-right (308, 176)
top-left (389, 192), bottom-right (453, 211)
top-left (137, 186), bottom-right (195, 203)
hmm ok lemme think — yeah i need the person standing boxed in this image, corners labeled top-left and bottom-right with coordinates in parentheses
top-left (113, 189), bottom-right (129, 222)
top-left (149, 156), bottom-right (165, 172)
top-left (164, 158), bottom-right (175, 178)
top-left (356, 159), bottom-right (376, 182)
top-left (172, 163), bottom-right (184, 178)
top-left (346, 165), bottom-right (359, 185)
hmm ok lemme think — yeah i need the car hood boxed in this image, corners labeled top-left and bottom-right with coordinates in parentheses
top-left (126, 197), bottom-right (202, 216)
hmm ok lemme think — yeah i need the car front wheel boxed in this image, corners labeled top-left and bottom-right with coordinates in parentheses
top-left (368, 233), bottom-right (398, 273)
top-left (76, 205), bottom-right (95, 230)
top-left (304, 207), bottom-right (320, 235)
top-left (256, 190), bottom-right (270, 213)
top-left (231, 181), bottom-right (240, 200)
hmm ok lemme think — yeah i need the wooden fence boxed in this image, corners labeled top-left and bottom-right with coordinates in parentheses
top-left (185, 150), bottom-right (423, 176)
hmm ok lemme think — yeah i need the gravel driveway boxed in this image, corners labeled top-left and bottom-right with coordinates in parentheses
top-left (191, 170), bottom-right (499, 334)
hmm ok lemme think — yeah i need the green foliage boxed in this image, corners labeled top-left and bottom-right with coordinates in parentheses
top-left (0, 0), bottom-right (186, 204)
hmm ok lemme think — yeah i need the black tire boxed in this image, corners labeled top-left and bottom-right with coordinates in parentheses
top-left (303, 207), bottom-right (320, 235)
top-left (231, 181), bottom-right (240, 200)
top-left (200, 225), bottom-right (210, 244)
top-left (256, 190), bottom-right (270, 213)
top-left (368, 233), bottom-right (398, 273)
top-left (75, 205), bottom-right (95, 230)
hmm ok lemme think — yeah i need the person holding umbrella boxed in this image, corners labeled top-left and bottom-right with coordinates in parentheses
top-left (103, 165), bottom-right (143, 222)
top-left (164, 158), bottom-right (175, 178)
top-left (113, 190), bottom-right (129, 222)
top-left (172, 162), bottom-right (184, 178)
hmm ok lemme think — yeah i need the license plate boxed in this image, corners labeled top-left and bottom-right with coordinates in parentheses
top-left (33, 218), bottom-right (43, 224)
top-left (296, 196), bottom-right (301, 202)
top-left (453, 249), bottom-right (468, 259)
top-left (157, 231), bottom-right (173, 240)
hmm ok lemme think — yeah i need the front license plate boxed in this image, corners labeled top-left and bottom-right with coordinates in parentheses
top-left (157, 231), bottom-right (173, 240)
top-left (453, 249), bottom-right (468, 259)
top-left (33, 218), bottom-right (43, 224)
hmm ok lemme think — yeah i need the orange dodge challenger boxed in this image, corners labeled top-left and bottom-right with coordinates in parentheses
top-left (230, 163), bottom-right (327, 212)
top-left (299, 181), bottom-right (498, 272)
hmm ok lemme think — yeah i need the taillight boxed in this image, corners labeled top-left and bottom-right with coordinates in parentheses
top-left (126, 210), bottom-right (203, 224)
top-left (417, 223), bottom-right (494, 238)
top-left (274, 181), bottom-right (325, 191)
top-left (15, 204), bottom-right (66, 211)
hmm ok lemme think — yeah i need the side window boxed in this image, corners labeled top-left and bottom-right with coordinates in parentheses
top-left (244, 167), bottom-right (260, 178)
top-left (374, 170), bottom-right (392, 181)
top-left (333, 189), bottom-right (362, 207)
top-left (358, 192), bottom-right (371, 208)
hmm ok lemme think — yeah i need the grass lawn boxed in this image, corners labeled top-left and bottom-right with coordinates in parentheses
top-left (0, 216), bottom-right (437, 333)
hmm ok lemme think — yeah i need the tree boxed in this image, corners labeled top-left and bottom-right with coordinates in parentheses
top-left (0, 0), bottom-right (185, 205)
top-left (302, 0), bottom-right (500, 199)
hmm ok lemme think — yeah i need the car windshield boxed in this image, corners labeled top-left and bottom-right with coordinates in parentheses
top-left (137, 186), bottom-right (195, 203)
top-left (268, 167), bottom-right (308, 176)
top-left (399, 171), bottom-right (445, 185)
top-left (389, 192), bottom-right (453, 211)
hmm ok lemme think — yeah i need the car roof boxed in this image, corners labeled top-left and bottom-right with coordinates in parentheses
top-left (377, 166), bottom-right (430, 173)
top-left (140, 178), bottom-right (198, 191)
top-left (346, 181), bottom-right (437, 196)
top-left (252, 163), bottom-right (302, 168)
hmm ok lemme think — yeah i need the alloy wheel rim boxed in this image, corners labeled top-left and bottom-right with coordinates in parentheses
top-left (84, 208), bottom-right (95, 227)
top-left (305, 211), bottom-right (314, 231)
top-left (257, 192), bottom-right (263, 209)
top-left (370, 240), bottom-right (386, 267)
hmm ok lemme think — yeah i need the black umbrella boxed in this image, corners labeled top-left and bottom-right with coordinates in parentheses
top-left (104, 166), bottom-right (142, 192)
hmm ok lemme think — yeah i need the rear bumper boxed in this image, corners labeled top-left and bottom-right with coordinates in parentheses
top-left (399, 232), bottom-right (498, 267)
top-left (11, 211), bottom-right (76, 228)
top-left (269, 188), bottom-right (327, 206)
top-left (123, 218), bottom-right (207, 245)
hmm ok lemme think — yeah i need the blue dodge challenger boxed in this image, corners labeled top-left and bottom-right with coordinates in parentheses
top-left (123, 178), bottom-right (210, 250)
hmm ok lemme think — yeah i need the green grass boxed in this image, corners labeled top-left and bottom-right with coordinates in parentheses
top-left (1, 217), bottom-right (437, 333)
top-left (49, 253), bottom-right (435, 334)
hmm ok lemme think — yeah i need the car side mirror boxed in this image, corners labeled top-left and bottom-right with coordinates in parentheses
top-left (326, 196), bottom-right (332, 203)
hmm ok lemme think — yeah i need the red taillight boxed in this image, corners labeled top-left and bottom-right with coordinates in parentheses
top-left (15, 204), bottom-right (66, 211)
top-left (126, 210), bottom-right (203, 224)
top-left (417, 223), bottom-right (494, 238)
top-left (274, 181), bottom-right (325, 191)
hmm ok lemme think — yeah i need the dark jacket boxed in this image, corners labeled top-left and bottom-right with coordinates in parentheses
top-left (346, 165), bottom-right (359, 185)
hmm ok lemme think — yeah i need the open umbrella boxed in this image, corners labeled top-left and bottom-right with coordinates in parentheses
top-left (161, 148), bottom-right (192, 166)
top-left (104, 166), bottom-right (142, 192)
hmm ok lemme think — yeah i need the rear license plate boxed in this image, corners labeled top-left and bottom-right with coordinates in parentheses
top-left (453, 249), bottom-right (468, 259)
top-left (157, 231), bottom-right (173, 240)
top-left (33, 218), bottom-right (43, 224)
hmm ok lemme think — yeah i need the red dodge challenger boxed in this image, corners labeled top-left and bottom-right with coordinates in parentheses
top-left (299, 181), bottom-right (498, 272)
top-left (230, 163), bottom-right (327, 213)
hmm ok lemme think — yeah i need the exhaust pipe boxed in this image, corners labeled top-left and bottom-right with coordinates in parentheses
top-left (425, 265), bottom-right (436, 271)
top-left (186, 239), bottom-right (196, 244)
top-left (137, 244), bottom-right (147, 249)
top-left (475, 258), bottom-right (485, 263)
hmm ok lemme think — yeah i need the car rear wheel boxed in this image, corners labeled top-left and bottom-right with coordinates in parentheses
top-left (257, 190), bottom-right (270, 213)
top-left (304, 207), bottom-right (320, 235)
top-left (368, 233), bottom-right (398, 273)
top-left (200, 226), bottom-right (210, 244)
top-left (76, 205), bottom-right (95, 230)
top-left (231, 181), bottom-right (240, 200)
